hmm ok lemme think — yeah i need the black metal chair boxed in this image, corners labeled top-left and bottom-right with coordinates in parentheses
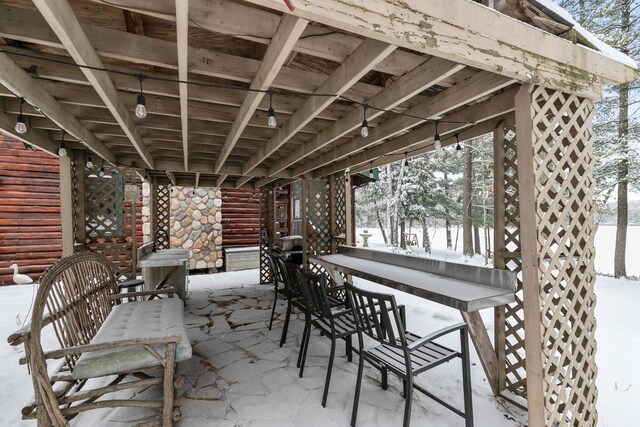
top-left (266, 253), bottom-right (286, 330)
top-left (346, 282), bottom-right (473, 427)
top-left (295, 270), bottom-right (357, 408)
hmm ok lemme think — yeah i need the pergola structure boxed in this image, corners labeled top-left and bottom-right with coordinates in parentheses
top-left (0, 0), bottom-right (636, 426)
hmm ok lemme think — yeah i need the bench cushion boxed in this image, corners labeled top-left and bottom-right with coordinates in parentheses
top-left (73, 298), bottom-right (192, 379)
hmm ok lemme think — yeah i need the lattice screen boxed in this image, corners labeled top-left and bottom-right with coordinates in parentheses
top-left (522, 86), bottom-right (597, 426)
top-left (495, 125), bottom-right (527, 397)
top-left (155, 184), bottom-right (170, 250)
top-left (82, 164), bottom-right (134, 279)
top-left (305, 179), bottom-right (331, 277)
top-left (259, 187), bottom-right (271, 284)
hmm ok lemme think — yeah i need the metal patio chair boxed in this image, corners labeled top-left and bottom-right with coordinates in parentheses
top-left (346, 282), bottom-right (473, 427)
top-left (295, 269), bottom-right (356, 407)
top-left (266, 252), bottom-right (286, 330)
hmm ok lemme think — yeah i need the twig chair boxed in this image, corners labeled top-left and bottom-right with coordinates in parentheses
top-left (346, 282), bottom-right (473, 427)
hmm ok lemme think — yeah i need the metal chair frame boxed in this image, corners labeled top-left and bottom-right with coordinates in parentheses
top-left (346, 282), bottom-right (474, 427)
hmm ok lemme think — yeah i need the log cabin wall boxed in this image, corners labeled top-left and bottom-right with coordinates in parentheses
top-left (0, 136), bottom-right (62, 284)
top-left (220, 188), bottom-right (260, 250)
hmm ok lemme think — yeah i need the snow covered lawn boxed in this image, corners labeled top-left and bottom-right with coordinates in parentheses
top-left (0, 268), bottom-right (638, 426)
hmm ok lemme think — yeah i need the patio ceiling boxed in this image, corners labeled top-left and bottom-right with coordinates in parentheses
top-left (0, 0), bottom-right (635, 187)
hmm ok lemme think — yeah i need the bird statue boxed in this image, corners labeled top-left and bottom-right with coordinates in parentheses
top-left (9, 264), bottom-right (34, 285)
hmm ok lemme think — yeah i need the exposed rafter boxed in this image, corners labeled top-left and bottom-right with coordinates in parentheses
top-left (241, 0), bottom-right (636, 97)
top-left (213, 15), bottom-right (308, 177)
top-left (175, 0), bottom-right (189, 171)
top-left (32, 0), bottom-right (154, 168)
top-left (294, 72), bottom-right (515, 177)
top-left (0, 53), bottom-right (115, 162)
top-left (266, 57), bottom-right (465, 180)
top-left (238, 39), bottom-right (397, 180)
top-left (317, 88), bottom-right (518, 177)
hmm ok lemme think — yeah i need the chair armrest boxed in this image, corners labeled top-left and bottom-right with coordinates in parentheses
top-left (407, 322), bottom-right (466, 352)
top-left (8, 312), bottom-right (54, 346)
top-left (110, 287), bottom-right (176, 301)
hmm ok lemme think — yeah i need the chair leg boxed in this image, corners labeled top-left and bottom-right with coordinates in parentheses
top-left (321, 337), bottom-right (337, 407)
top-left (351, 346), bottom-right (365, 427)
top-left (268, 285), bottom-right (279, 330)
top-left (381, 366), bottom-right (388, 390)
top-left (402, 375), bottom-right (413, 427)
top-left (297, 317), bottom-right (310, 368)
top-left (280, 299), bottom-right (293, 347)
top-left (162, 342), bottom-right (177, 427)
top-left (461, 329), bottom-right (474, 427)
top-left (346, 335), bottom-right (353, 362)
top-left (299, 319), bottom-right (312, 378)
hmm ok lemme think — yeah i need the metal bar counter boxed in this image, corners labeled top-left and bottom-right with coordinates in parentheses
top-left (311, 246), bottom-right (516, 312)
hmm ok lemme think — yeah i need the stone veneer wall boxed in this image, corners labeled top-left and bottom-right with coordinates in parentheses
top-left (169, 186), bottom-right (223, 270)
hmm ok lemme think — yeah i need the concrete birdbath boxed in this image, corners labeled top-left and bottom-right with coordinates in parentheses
top-left (359, 229), bottom-right (373, 247)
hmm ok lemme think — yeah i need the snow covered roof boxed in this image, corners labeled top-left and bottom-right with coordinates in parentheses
top-left (492, 0), bottom-right (637, 70)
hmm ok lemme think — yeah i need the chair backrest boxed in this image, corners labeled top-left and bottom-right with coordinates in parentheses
top-left (266, 253), bottom-right (284, 286)
top-left (346, 282), bottom-right (407, 349)
top-left (30, 252), bottom-right (119, 369)
top-left (276, 258), bottom-right (304, 298)
top-left (296, 270), bottom-right (332, 318)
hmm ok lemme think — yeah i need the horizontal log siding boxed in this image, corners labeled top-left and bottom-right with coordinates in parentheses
top-left (0, 136), bottom-right (62, 284)
top-left (221, 188), bottom-right (260, 249)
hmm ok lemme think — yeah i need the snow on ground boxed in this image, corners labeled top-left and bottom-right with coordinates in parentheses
top-left (356, 225), bottom-right (640, 277)
top-left (0, 262), bottom-right (638, 426)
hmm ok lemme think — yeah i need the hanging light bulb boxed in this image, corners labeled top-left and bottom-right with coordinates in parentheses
top-left (404, 152), bottom-right (409, 167)
top-left (368, 161), bottom-right (374, 179)
top-left (57, 131), bottom-right (67, 157)
top-left (267, 91), bottom-right (277, 128)
top-left (86, 155), bottom-right (94, 169)
top-left (15, 98), bottom-right (27, 134)
top-left (360, 105), bottom-right (369, 138)
top-left (455, 134), bottom-right (463, 157)
top-left (135, 75), bottom-right (147, 119)
top-left (434, 120), bottom-right (442, 151)
top-left (98, 159), bottom-right (106, 178)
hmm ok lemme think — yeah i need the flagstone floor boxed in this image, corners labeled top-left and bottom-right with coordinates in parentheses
top-left (73, 270), bottom-right (526, 427)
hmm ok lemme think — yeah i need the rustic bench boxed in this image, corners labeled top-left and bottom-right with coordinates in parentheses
top-left (7, 252), bottom-right (192, 426)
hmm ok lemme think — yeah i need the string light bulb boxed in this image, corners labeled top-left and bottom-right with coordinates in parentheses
top-left (360, 105), bottom-right (369, 138)
top-left (404, 152), bottom-right (409, 167)
top-left (267, 91), bottom-right (277, 128)
top-left (86, 155), bottom-right (94, 169)
top-left (368, 161), bottom-right (374, 178)
top-left (434, 120), bottom-right (442, 151)
top-left (135, 75), bottom-right (147, 119)
top-left (15, 98), bottom-right (27, 134)
top-left (57, 131), bottom-right (67, 157)
top-left (455, 134), bottom-right (463, 156)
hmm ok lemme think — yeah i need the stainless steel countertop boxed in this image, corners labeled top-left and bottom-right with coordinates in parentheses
top-left (312, 247), bottom-right (516, 312)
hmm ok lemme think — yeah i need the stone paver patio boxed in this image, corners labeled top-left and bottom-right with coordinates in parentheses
top-left (73, 271), bottom-right (527, 426)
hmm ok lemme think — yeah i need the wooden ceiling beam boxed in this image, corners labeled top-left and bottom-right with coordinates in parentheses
top-left (268, 57), bottom-right (465, 178)
top-left (316, 88), bottom-right (518, 177)
top-left (0, 53), bottom-right (115, 161)
top-left (3, 47), bottom-right (350, 121)
top-left (241, 0), bottom-right (636, 96)
top-left (175, 0), bottom-right (189, 171)
top-left (0, 5), bottom-right (384, 102)
top-left (294, 72), bottom-right (515, 177)
top-left (213, 15), bottom-right (308, 177)
top-left (239, 39), bottom-right (396, 180)
top-left (32, 0), bottom-right (154, 168)
top-left (86, 0), bottom-right (427, 77)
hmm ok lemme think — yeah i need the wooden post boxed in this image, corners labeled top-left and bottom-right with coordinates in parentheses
top-left (514, 84), bottom-right (545, 427)
top-left (345, 173), bottom-right (354, 246)
top-left (59, 152), bottom-right (75, 257)
top-left (73, 150), bottom-right (86, 250)
top-left (493, 122), bottom-right (507, 393)
top-left (129, 169), bottom-right (137, 276)
top-left (301, 180), bottom-right (309, 267)
top-left (329, 175), bottom-right (337, 253)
